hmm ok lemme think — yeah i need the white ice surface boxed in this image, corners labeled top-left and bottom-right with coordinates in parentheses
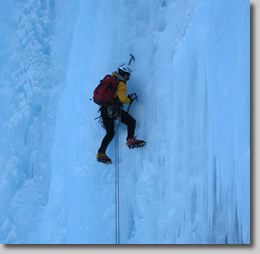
top-left (0, 0), bottom-right (250, 244)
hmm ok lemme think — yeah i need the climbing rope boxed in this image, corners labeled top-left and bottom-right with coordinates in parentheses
top-left (115, 117), bottom-right (120, 244)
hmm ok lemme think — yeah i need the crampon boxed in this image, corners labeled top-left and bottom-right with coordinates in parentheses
top-left (96, 153), bottom-right (112, 164)
top-left (126, 137), bottom-right (146, 149)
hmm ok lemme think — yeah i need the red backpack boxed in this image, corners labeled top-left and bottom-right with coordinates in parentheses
top-left (93, 75), bottom-right (119, 106)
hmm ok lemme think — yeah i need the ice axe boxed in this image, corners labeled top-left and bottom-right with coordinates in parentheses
top-left (127, 93), bottom-right (138, 113)
top-left (128, 54), bottom-right (135, 66)
top-left (127, 54), bottom-right (136, 113)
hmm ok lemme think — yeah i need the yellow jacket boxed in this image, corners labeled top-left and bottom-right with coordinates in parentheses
top-left (112, 72), bottom-right (131, 104)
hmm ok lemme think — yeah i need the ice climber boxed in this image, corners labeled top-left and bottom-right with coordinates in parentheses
top-left (94, 64), bottom-right (146, 164)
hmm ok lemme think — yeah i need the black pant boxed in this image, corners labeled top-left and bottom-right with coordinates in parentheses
top-left (98, 108), bottom-right (136, 153)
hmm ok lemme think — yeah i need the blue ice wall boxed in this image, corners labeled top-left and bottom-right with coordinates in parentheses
top-left (0, 0), bottom-right (250, 244)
